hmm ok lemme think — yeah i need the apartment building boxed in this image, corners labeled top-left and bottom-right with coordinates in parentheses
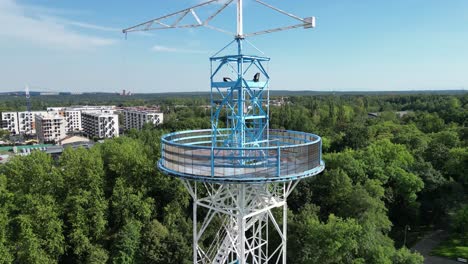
top-left (47, 105), bottom-right (115, 113)
top-left (35, 114), bottom-right (66, 143)
top-left (46, 106), bottom-right (115, 133)
top-left (64, 110), bottom-right (82, 132)
top-left (18, 111), bottom-right (47, 134)
top-left (122, 109), bottom-right (164, 130)
top-left (82, 112), bottom-right (119, 139)
top-left (1, 112), bottom-right (19, 135)
top-left (1, 111), bottom-right (48, 135)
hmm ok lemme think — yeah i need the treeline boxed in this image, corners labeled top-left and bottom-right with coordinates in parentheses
top-left (0, 93), bottom-right (466, 263)
top-left (0, 131), bottom-right (193, 263)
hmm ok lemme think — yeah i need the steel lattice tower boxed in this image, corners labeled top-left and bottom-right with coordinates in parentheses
top-left (124, 1), bottom-right (324, 263)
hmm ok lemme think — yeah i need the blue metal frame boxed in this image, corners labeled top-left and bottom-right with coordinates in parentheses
top-left (157, 160), bottom-right (325, 184)
top-left (158, 129), bottom-right (325, 183)
top-left (158, 39), bottom-right (325, 184)
top-left (211, 38), bottom-right (271, 152)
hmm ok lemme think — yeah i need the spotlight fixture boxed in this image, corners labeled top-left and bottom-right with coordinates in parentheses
top-left (253, 72), bottom-right (260, 82)
top-left (223, 77), bottom-right (232, 82)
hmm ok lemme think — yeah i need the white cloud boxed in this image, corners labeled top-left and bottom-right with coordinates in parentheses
top-left (152, 45), bottom-right (208, 54)
top-left (0, 0), bottom-right (116, 50)
top-left (60, 20), bottom-right (120, 32)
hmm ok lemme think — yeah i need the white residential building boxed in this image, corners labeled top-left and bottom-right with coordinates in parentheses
top-left (35, 114), bottom-right (66, 143)
top-left (46, 106), bottom-right (116, 133)
top-left (123, 109), bottom-right (164, 130)
top-left (47, 105), bottom-right (115, 113)
top-left (46, 107), bottom-right (65, 112)
top-left (64, 110), bottom-right (82, 132)
top-left (17, 111), bottom-right (47, 134)
top-left (1, 111), bottom-right (48, 135)
top-left (1, 112), bottom-right (19, 135)
top-left (82, 112), bottom-right (119, 139)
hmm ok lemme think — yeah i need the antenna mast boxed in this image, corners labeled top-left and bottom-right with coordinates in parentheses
top-left (237, 0), bottom-right (243, 38)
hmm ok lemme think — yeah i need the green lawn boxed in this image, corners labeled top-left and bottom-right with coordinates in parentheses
top-left (431, 234), bottom-right (468, 260)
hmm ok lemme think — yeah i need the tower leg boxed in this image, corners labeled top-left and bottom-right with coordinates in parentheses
top-left (282, 200), bottom-right (287, 264)
top-left (238, 184), bottom-right (246, 264)
top-left (193, 183), bottom-right (198, 264)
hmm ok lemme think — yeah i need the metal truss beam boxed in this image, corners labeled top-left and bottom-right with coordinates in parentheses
top-left (123, 0), bottom-right (315, 39)
top-left (184, 181), bottom-right (294, 264)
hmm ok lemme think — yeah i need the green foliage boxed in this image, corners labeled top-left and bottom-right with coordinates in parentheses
top-left (110, 177), bottom-right (154, 227)
top-left (0, 130), bottom-right (9, 141)
top-left (0, 175), bottom-right (13, 264)
top-left (431, 234), bottom-right (468, 259)
top-left (13, 195), bottom-right (65, 263)
top-left (3, 151), bottom-right (63, 197)
top-left (0, 93), bottom-right (466, 263)
top-left (59, 147), bottom-right (109, 262)
top-left (289, 207), bottom-right (363, 264)
top-left (112, 219), bottom-right (143, 264)
top-left (452, 204), bottom-right (468, 235)
top-left (392, 247), bottom-right (424, 264)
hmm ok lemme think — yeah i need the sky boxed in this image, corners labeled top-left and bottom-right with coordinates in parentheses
top-left (0, 0), bottom-right (467, 93)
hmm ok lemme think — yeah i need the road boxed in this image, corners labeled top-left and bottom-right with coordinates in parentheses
top-left (411, 230), bottom-right (460, 264)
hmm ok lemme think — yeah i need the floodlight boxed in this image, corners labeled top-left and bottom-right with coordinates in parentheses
top-left (253, 72), bottom-right (260, 82)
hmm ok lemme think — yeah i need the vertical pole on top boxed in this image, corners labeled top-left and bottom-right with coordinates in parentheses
top-left (237, 0), bottom-right (243, 38)
top-left (236, 0), bottom-right (245, 150)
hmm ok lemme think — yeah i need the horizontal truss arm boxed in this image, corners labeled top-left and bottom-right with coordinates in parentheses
top-left (123, 0), bottom-right (315, 38)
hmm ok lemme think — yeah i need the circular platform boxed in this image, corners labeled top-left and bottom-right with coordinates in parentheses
top-left (158, 129), bottom-right (324, 183)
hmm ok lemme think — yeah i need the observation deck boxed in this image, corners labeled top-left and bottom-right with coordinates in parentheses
top-left (158, 129), bottom-right (324, 183)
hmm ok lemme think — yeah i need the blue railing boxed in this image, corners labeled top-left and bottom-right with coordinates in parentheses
top-left (158, 129), bottom-right (324, 183)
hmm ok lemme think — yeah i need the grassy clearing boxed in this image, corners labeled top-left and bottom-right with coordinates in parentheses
top-left (431, 234), bottom-right (468, 259)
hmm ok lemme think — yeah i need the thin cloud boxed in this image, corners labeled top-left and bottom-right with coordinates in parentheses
top-left (0, 0), bottom-right (116, 50)
top-left (152, 45), bottom-right (208, 54)
top-left (63, 20), bottom-right (120, 32)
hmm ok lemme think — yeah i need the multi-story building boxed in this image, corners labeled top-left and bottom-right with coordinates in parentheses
top-left (122, 109), bottom-right (164, 130)
top-left (1, 111), bottom-right (50, 135)
top-left (82, 112), bottom-right (119, 139)
top-left (64, 110), bottom-right (82, 132)
top-left (46, 106), bottom-right (116, 133)
top-left (47, 106), bottom-right (115, 113)
top-left (1, 112), bottom-right (19, 135)
top-left (17, 111), bottom-right (47, 134)
top-left (35, 113), bottom-right (66, 143)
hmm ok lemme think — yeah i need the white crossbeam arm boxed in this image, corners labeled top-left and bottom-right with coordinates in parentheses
top-left (190, 9), bottom-right (203, 25)
top-left (242, 0), bottom-right (315, 37)
top-left (123, 0), bottom-right (233, 33)
top-left (172, 10), bottom-right (191, 27)
top-left (255, 0), bottom-right (306, 23)
top-left (244, 23), bottom-right (308, 37)
top-left (204, 0), bottom-right (235, 25)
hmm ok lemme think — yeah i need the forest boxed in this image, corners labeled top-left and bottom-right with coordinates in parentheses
top-left (0, 93), bottom-right (466, 263)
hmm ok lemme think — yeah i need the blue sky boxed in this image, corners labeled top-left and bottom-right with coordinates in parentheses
top-left (0, 0), bottom-right (467, 93)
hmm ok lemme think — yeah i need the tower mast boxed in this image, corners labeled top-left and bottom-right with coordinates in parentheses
top-left (237, 0), bottom-right (243, 38)
top-left (123, 2), bottom-right (323, 263)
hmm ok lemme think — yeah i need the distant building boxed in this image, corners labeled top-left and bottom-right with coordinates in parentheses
top-left (1, 111), bottom-right (47, 135)
top-left (47, 106), bottom-right (116, 133)
top-left (35, 113), bottom-right (66, 143)
top-left (17, 111), bottom-right (47, 134)
top-left (47, 105), bottom-right (115, 114)
top-left (73, 106), bottom-right (115, 114)
top-left (1, 112), bottom-right (19, 135)
top-left (64, 110), bottom-right (82, 132)
top-left (59, 135), bottom-right (90, 145)
top-left (122, 109), bottom-right (164, 130)
top-left (46, 107), bottom-right (65, 112)
top-left (82, 112), bottom-right (119, 139)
